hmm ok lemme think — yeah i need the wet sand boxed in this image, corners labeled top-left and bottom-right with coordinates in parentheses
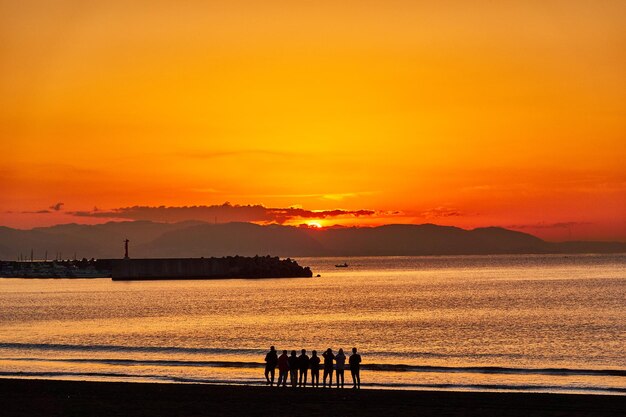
top-left (1, 378), bottom-right (624, 417)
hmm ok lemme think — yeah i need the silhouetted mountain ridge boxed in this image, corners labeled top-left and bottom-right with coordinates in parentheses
top-left (0, 221), bottom-right (624, 260)
top-left (300, 224), bottom-right (546, 256)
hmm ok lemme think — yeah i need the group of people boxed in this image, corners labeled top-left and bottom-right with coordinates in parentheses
top-left (264, 346), bottom-right (362, 389)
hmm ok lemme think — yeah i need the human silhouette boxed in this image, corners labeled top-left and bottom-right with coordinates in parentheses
top-left (298, 349), bottom-right (310, 387)
top-left (288, 350), bottom-right (299, 388)
top-left (335, 348), bottom-right (346, 388)
top-left (349, 347), bottom-right (362, 389)
top-left (264, 346), bottom-right (278, 386)
top-left (277, 350), bottom-right (289, 387)
top-left (310, 350), bottom-right (321, 387)
top-left (322, 348), bottom-right (334, 388)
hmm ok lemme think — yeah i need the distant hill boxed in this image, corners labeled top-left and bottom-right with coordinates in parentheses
top-left (302, 224), bottom-right (546, 256)
top-left (137, 223), bottom-right (325, 257)
top-left (0, 221), bottom-right (202, 260)
top-left (0, 221), bottom-right (624, 260)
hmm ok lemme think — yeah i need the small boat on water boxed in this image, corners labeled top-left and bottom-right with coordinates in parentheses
top-left (335, 263), bottom-right (349, 268)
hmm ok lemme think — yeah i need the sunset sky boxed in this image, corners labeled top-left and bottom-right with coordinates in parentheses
top-left (1, 1), bottom-right (624, 241)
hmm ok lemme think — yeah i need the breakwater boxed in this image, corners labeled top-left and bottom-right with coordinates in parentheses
top-left (1, 256), bottom-right (312, 280)
top-left (112, 256), bottom-right (312, 280)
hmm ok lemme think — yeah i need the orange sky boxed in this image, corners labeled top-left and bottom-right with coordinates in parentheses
top-left (1, 1), bottom-right (625, 241)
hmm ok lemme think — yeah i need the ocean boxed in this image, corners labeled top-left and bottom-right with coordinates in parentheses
top-left (1, 254), bottom-right (624, 395)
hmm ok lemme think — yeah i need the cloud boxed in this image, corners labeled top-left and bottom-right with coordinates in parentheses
top-left (180, 150), bottom-right (300, 159)
top-left (211, 191), bottom-right (375, 200)
top-left (18, 202), bottom-right (65, 215)
top-left (268, 208), bottom-right (375, 223)
top-left (69, 202), bottom-right (379, 224)
top-left (507, 222), bottom-right (591, 230)
top-left (418, 206), bottom-right (464, 218)
top-left (321, 192), bottom-right (375, 201)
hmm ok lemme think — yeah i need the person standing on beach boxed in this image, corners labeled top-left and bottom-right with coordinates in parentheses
top-left (264, 346), bottom-right (278, 386)
top-left (310, 350), bottom-right (321, 387)
top-left (298, 349), bottom-right (310, 387)
top-left (335, 348), bottom-right (346, 388)
top-left (349, 347), bottom-right (362, 389)
top-left (288, 350), bottom-right (299, 388)
top-left (277, 350), bottom-right (289, 387)
top-left (322, 348), bottom-right (334, 388)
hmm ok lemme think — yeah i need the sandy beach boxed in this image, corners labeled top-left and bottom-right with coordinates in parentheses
top-left (1, 378), bottom-right (625, 417)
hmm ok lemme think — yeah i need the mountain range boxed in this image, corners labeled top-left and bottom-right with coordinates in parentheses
top-left (1, 221), bottom-right (624, 261)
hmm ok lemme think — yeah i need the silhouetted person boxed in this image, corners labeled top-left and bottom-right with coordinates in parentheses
top-left (349, 347), bottom-right (362, 389)
top-left (310, 350), bottom-right (321, 387)
top-left (322, 348), bottom-right (334, 388)
top-left (288, 350), bottom-right (299, 388)
top-left (335, 348), bottom-right (346, 388)
top-left (264, 346), bottom-right (278, 386)
top-left (277, 350), bottom-right (289, 387)
top-left (298, 349), bottom-right (310, 387)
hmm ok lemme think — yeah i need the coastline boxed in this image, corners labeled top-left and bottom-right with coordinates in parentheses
top-left (1, 378), bottom-right (625, 417)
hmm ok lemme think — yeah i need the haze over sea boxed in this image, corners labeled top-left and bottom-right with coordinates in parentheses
top-left (1, 254), bottom-right (624, 395)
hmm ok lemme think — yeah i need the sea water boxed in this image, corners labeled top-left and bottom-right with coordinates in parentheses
top-left (0, 254), bottom-right (624, 394)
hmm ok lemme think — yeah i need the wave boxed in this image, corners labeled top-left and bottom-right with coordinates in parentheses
top-left (362, 382), bottom-right (626, 394)
top-left (1, 371), bottom-right (625, 394)
top-left (5, 357), bottom-right (261, 369)
top-left (0, 342), bottom-right (265, 356)
top-left (3, 356), bottom-right (626, 378)
top-left (364, 350), bottom-right (529, 360)
top-left (0, 370), bottom-right (241, 385)
top-left (0, 342), bottom-right (562, 361)
top-left (365, 364), bottom-right (626, 377)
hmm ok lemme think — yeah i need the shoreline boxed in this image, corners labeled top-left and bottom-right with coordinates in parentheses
top-left (1, 378), bottom-right (625, 417)
top-left (1, 374), bottom-right (625, 397)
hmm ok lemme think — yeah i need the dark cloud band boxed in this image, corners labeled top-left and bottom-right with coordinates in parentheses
top-left (69, 202), bottom-right (376, 224)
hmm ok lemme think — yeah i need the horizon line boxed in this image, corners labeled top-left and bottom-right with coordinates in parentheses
top-left (3, 220), bottom-right (626, 244)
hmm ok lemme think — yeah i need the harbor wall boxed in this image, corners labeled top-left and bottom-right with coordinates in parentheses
top-left (1, 257), bottom-right (312, 279)
top-left (111, 256), bottom-right (312, 280)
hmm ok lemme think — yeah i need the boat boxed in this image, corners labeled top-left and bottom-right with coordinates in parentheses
top-left (335, 263), bottom-right (349, 268)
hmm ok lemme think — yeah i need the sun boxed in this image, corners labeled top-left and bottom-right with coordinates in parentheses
top-left (306, 221), bottom-right (323, 228)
